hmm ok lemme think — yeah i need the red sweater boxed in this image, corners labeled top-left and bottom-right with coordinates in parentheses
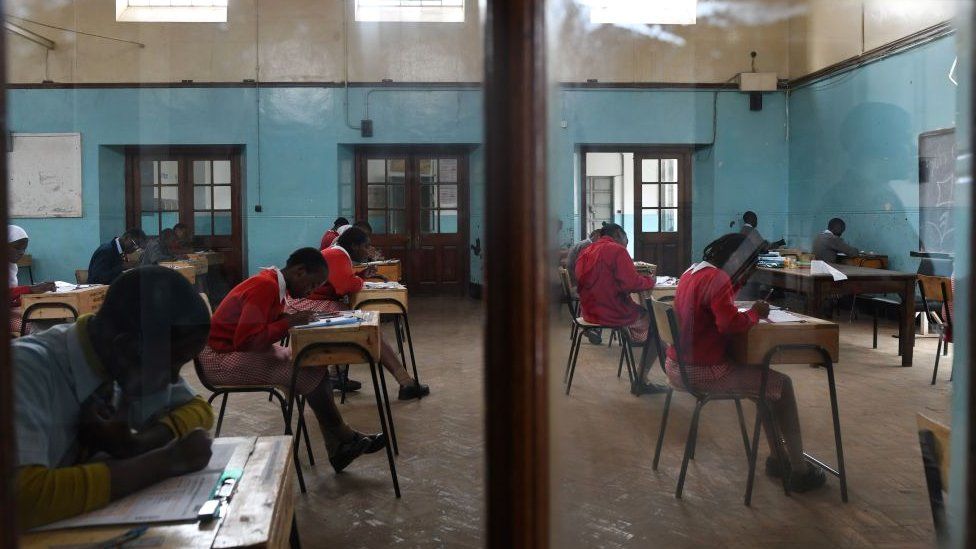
top-left (319, 230), bottom-right (339, 251)
top-left (666, 264), bottom-right (759, 365)
top-left (208, 269), bottom-right (290, 353)
top-left (308, 245), bottom-right (364, 301)
top-left (575, 237), bottom-right (655, 327)
top-left (10, 285), bottom-right (30, 307)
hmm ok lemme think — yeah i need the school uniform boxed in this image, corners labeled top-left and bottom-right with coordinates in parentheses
top-left (664, 262), bottom-right (787, 400)
top-left (286, 245), bottom-right (362, 314)
top-left (139, 237), bottom-right (176, 266)
top-left (199, 268), bottom-right (327, 394)
top-left (87, 238), bottom-right (126, 285)
top-left (320, 229), bottom-right (340, 250)
top-left (812, 230), bottom-right (860, 263)
top-left (574, 236), bottom-right (655, 342)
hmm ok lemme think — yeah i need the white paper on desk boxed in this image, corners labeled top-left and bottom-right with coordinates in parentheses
top-left (765, 310), bottom-right (807, 323)
top-left (810, 260), bottom-right (847, 281)
top-left (655, 276), bottom-right (677, 287)
top-left (363, 281), bottom-right (405, 290)
top-left (34, 439), bottom-right (243, 531)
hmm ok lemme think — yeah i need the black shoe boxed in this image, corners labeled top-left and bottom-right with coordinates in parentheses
top-left (398, 382), bottom-right (430, 401)
top-left (354, 431), bottom-right (387, 455)
top-left (585, 329), bottom-right (603, 345)
top-left (765, 455), bottom-right (787, 478)
top-left (329, 433), bottom-right (378, 473)
top-left (788, 465), bottom-right (828, 493)
top-left (630, 382), bottom-right (669, 396)
top-left (329, 375), bottom-right (362, 392)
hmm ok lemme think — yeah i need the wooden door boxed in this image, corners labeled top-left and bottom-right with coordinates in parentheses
top-left (634, 151), bottom-right (692, 276)
top-left (357, 148), bottom-right (469, 295)
top-left (125, 146), bottom-right (245, 285)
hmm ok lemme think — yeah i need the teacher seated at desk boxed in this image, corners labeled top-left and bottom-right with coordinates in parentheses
top-left (813, 217), bottom-right (862, 263)
top-left (13, 267), bottom-right (216, 530)
top-left (667, 233), bottom-right (827, 493)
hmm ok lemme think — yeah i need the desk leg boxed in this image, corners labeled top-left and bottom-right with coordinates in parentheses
top-left (901, 281), bottom-right (916, 367)
top-left (290, 514), bottom-right (301, 549)
top-left (368, 359), bottom-right (402, 498)
top-left (808, 282), bottom-right (826, 318)
top-left (824, 360), bottom-right (848, 502)
top-left (376, 362), bottom-right (399, 456)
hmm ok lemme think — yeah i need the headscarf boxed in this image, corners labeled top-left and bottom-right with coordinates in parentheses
top-left (8, 225), bottom-right (28, 287)
top-left (336, 224), bottom-right (352, 236)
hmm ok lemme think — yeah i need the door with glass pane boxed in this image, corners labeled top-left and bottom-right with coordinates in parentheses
top-left (125, 146), bottom-right (244, 285)
top-left (634, 151), bottom-right (691, 276)
top-left (357, 148), bottom-right (469, 295)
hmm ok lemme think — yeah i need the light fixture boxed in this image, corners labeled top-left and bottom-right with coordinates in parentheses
top-left (116, 0), bottom-right (229, 23)
top-left (355, 0), bottom-right (465, 23)
top-left (587, 0), bottom-right (697, 25)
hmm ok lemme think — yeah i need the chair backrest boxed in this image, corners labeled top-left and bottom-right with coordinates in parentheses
top-left (20, 303), bottom-right (79, 337)
top-left (649, 297), bottom-right (698, 395)
top-left (650, 298), bottom-right (675, 347)
top-left (75, 270), bottom-right (88, 284)
top-left (916, 413), bottom-right (950, 540)
top-left (558, 267), bottom-right (573, 299)
top-left (199, 292), bottom-right (213, 315)
top-left (918, 276), bottom-right (953, 327)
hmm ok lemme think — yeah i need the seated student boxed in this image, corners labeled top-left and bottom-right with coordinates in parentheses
top-left (320, 217), bottom-right (350, 250)
top-left (574, 222), bottom-right (664, 394)
top-left (740, 211), bottom-right (786, 252)
top-left (8, 225), bottom-right (56, 333)
top-left (666, 232), bottom-right (826, 492)
top-left (353, 220), bottom-right (385, 262)
top-left (87, 229), bottom-right (146, 285)
top-left (289, 227), bottom-right (430, 400)
top-left (13, 266), bottom-right (216, 530)
top-left (813, 218), bottom-right (861, 263)
top-left (139, 229), bottom-right (181, 266)
top-left (199, 248), bottom-right (386, 472)
top-left (565, 228), bottom-right (602, 345)
top-left (173, 222), bottom-right (194, 255)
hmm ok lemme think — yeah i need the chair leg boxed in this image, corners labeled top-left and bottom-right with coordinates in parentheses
top-left (376, 362), bottom-right (399, 456)
top-left (623, 338), bottom-right (638, 386)
top-left (339, 365), bottom-right (349, 404)
top-left (932, 336), bottom-right (943, 385)
top-left (298, 397), bottom-right (315, 466)
top-left (565, 330), bottom-right (584, 395)
top-left (734, 399), bottom-right (751, 464)
top-left (290, 514), bottom-right (302, 549)
top-left (368, 360), bottom-right (401, 497)
top-left (564, 325), bottom-right (579, 383)
top-left (393, 316), bottom-right (409, 383)
top-left (744, 401), bottom-right (764, 506)
top-left (402, 314), bottom-right (421, 384)
top-left (652, 388), bottom-right (673, 471)
top-left (608, 330), bottom-right (616, 347)
top-left (824, 361), bottom-right (849, 503)
top-left (215, 393), bottom-right (228, 437)
top-left (675, 400), bottom-right (704, 499)
top-left (293, 436), bottom-right (308, 494)
top-left (872, 306), bottom-right (878, 349)
top-left (616, 337), bottom-right (626, 379)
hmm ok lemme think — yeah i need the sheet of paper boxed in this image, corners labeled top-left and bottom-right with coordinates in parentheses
top-left (296, 317), bottom-right (361, 329)
top-left (810, 260), bottom-right (848, 281)
top-left (655, 276), bottom-right (677, 287)
top-left (765, 310), bottom-right (807, 323)
top-left (363, 281), bottom-right (405, 290)
top-left (35, 439), bottom-right (243, 531)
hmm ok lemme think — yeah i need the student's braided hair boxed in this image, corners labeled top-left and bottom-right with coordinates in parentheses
top-left (703, 232), bottom-right (764, 284)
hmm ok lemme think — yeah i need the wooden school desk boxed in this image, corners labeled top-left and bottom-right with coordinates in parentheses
top-left (159, 261), bottom-right (198, 284)
top-left (354, 260), bottom-right (402, 282)
top-left (20, 285), bottom-right (107, 319)
top-left (840, 254), bottom-right (889, 270)
top-left (188, 251), bottom-right (225, 267)
top-left (750, 265), bottom-right (917, 366)
top-left (728, 310), bottom-right (848, 502)
top-left (21, 436), bottom-right (298, 549)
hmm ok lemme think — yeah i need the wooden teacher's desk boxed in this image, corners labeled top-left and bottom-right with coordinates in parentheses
top-left (751, 265), bottom-right (917, 366)
top-left (21, 436), bottom-right (296, 549)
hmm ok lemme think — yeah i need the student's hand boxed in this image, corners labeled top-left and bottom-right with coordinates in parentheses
top-left (79, 396), bottom-right (137, 458)
top-left (29, 282), bottom-right (56, 293)
top-left (285, 310), bottom-right (316, 327)
top-left (751, 300), bottom-right (771, 319)
top-left (165, 429), bottom-right (213, 476)
top-left (360, 265), bottom-right (378, 278)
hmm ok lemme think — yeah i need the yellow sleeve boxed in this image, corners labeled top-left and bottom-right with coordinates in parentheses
top-left (16, 464), bottom-right (111, 530)
top-left (157, 395), bottom-right (215, 438)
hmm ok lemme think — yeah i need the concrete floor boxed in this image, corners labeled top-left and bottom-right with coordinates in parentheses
top-left (183, 296), bottom-right (953, 548)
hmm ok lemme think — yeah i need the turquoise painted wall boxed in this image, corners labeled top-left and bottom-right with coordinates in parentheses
top-left (787, 36), bottom-right (958, 273)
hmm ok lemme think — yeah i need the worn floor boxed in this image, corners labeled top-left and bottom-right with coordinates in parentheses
top-left (183, 296), bottom-right (952, 548)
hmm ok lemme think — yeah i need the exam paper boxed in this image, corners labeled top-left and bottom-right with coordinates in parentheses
top-left (810, 260), bottom-right (848, 281)
top-left (765, 310), bottom-right (806, 323)
top-left (35, 439), bottom-right (243, 531)
top-left (363, 281), bottom-right (406, 289)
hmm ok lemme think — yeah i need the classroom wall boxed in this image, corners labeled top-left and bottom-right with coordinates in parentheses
top-left (8, 86), bottom-right (484, 284)
top-left (787, 35), bottom-right (958, 272)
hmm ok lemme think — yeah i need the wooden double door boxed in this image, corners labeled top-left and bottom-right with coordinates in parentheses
top-left (124, 146), bottom-right (245, 285)
top-left (633, 150), bottom-right (692, 276)
top-left (356, 148), bottom-right (469, 295)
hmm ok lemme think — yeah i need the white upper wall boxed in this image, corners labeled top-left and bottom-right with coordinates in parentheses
top-left (3, 0), bottom-right (961, 84)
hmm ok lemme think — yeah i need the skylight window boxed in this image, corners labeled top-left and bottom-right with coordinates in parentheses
top-left (116, 0), bottom-right (228, 23)
top-left (355, 0), bottom-right (465, 23)
top-left (587, 0), bottom-right (697, 25)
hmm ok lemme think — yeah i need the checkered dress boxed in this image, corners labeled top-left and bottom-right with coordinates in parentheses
top-left (625, 311), bottom-right (650, 344)
top-left (664, 356), bottom-right (786, 401)
top-left (284, 296), bottom-right (348, 315)
top-left (197, 344), bottom-right (328, 396)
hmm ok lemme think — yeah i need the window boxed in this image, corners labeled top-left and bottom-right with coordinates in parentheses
top-left (354, 0), bottom-right (465, 23)
top-left (586, 0), bottom-right (697, 25)
top-left (116, 0), bottom-right (228, 23)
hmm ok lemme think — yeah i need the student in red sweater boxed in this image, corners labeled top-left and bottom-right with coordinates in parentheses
top-left (319, 217), bottom-right (349, 251)
top-left (665, 232), bottom-right (826, 493)
top-left (289, 227), bottom-right (430, 401)
top-left (199, 248), bottom-right (385, 472)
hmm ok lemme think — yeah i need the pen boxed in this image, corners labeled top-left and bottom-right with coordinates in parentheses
top-left (97, 525), bottom-right (148, 548)
top-left (762, 288), bottom-right (774, 302)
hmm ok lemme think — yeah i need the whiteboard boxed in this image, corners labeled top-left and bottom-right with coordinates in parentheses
top-left (8, 133), bottom-right (82, 218)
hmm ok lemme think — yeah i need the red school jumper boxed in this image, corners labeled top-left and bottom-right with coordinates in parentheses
top-left (320, 229), bottom-right (340, 251)
top-left (574, 236), bottom-right (654, 341)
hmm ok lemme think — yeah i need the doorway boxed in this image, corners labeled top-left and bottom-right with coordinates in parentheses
top-left (355, 147), bottom-right (470, 295)
top-left (124, 145), bottom-right (245, 285)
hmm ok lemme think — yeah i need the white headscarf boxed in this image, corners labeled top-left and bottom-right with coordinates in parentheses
top-left (8, 225), bottom-right (28, 287)
top-left (336, 224), bottom-right (352, 236)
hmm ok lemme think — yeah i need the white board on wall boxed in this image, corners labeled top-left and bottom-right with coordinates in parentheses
top-left (8, 133), bottom-right (82, 218)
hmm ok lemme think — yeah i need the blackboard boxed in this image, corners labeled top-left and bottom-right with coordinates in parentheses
top-left (918, 128), bottom-right (956, 254)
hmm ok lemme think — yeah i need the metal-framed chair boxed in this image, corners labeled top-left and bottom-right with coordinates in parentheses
top-left (564, 315), bottom-right (637, 395)
top-left (558, 267), bottom-right (580, 341)
top-left (290, 341), bottom-right (401, 498)
top-left (19, 302), bottom-right (79, 337)
top-left (917, 275), bottom-right (953, 384)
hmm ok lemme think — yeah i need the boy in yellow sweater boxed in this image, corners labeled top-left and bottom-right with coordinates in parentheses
top-left (13, 266), bottom-right (215, 530)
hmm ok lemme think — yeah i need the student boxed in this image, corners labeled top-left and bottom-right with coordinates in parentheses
top-left (320, 217), bottom-right (350, 250)
top-left (813, 218), bottom-right (861, 263)
top-left (173, 223), bottom-right (194, 254)
top-left (140, 229), bottom-right (181, 266)
top-left (740, 211), bottom-right (785, 252)
top-left (353, 220), bottom-right (384, 261)
top-left (565, 228), bottom-right (602, 345)
top-left (13, 267), bottom-right (216, 529)
top-left (574, 222), bottom-right (663, 394)
top-left (666, 232), bottom-right (826, 492)
top-left (9, 225), bottom-right (56, 333)
top-left (289, 227), bottom-right (430, 400)
top-left (199, 248), bottom-right (386, 472)
top-left (87, 229), bottom-right (146, 285)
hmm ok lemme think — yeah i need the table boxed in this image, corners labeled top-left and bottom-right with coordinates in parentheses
top-left (349, 285), bottom-right (421, 388)
top-left (751, 265), bottom-right (917, 366)
top-left (17, 253), bottom-right (34, 284)
top-left (189, 251), bottom-right (225, 266)
top-left (840, 254), bottom-right (889, 269)
top-left (21, 436), bottom-right (297, 549)
top-left (159, 261), bottom-right (198, 284)
top-left (20, 285), bottom-right (107, 319)
top-left (353, 260), bottom-right (402, 282)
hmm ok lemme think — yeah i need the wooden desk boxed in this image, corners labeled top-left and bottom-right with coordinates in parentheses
top-left (180, 256), bottom-right (210, 276)
top-left (350, 285), bottom-right (408, 314)
top-left (159, 261), bottom-right (198, 284)
top-left (751, 265), bottom-right (917, 366)
top-left (189, 251), bottom-right (225, 267)
top-left (16, 253), bottom-right (34, 284)
top-left (289, 310), bottom-right (382, 366)
top-left (841, 255), bottom-right (889, 270)
top-left (729, 313), bottom-right (839, 366)
top-left (354, 260), bottom-right (402, 282)
top-left (21, 436), bottom-right (296, 549)
top-left (21, 285), bottom-right (107, 318)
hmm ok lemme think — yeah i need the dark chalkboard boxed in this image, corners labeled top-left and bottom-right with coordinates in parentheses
top-left (918, 128), bottom-right (956, 254)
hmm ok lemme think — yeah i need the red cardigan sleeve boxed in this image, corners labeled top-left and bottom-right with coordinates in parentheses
top-left (707, 274), bottom-right (758, 334)
top-left (232, 284), bottom-right (290, 351)
top-left (10, 285), bottom-right (31, 307)
top-left (612, 248), bottom-right (655, 293)
top-left (327, 250), bottom-right (365, 296)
